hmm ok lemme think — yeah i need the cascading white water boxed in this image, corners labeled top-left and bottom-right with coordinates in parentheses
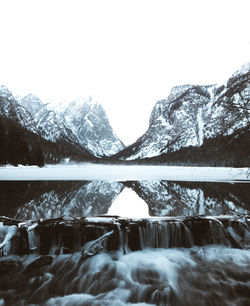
top-left (28, 225), bottom-right (39, 251)
top-left (138, 221), bottom-right (194, 249)
top-left (0, 225), bottom-right (18, 256)
top-left (1, 216), bottom-right (248, 256)
top-left (0, 178), bottom-right (249, 305)
top-left (1, 247), bottom-right (250, 305)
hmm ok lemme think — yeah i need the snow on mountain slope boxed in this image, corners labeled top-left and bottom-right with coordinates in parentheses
top-left (20, 94), bottom-right (82, 147)
top-left (117, 85), bottom-right (216, 160)
top-left (0, 88), bottom-right (95, 165)
top-left (0, 85), bottom-right (37, 133)
top-left (208, 64), bottom-right (250, 136)
top-left (58, 97), bottom-right (125, 157)
top-left (232, 61), bottom-right (250, 78)
top-left (1, 87), bottom-right (123, 158)
top-left (115, 62), bottom-right (250, 160)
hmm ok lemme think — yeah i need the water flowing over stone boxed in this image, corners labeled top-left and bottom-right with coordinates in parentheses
top-left (1, 215), bottom-right (249, 256)
top-left (0, 178), bottom-right (249, 304)
top-left (0, 247), bottom-right (250, 305)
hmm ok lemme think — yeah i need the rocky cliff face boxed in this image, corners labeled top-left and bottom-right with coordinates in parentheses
top-left (1, 61), bottom-right (249, 164)
top-left (58, 97), bottom-right (125, 157)
top-left (0, 87), bottom-right (125, 163)
top-left (0, 86), bottom-right (37, 133)
top-left (115, 62), bottom-right (250, 160)
top-left (16, 93), bottom-right (125, 158)
top-left (0, 88), bottom-right (94, 165)
top-left (20, 94), bottom-right (83, 150)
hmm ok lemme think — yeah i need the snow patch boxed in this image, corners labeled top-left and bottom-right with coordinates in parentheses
top-left (197, 108), bottom-right (204, 146)
top-left (0, 165), bottom-right (249, 182)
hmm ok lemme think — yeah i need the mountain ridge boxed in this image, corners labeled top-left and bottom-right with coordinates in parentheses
top-left (0, 87), bottom-right (125, 165)
top-left (1, 61), bottom-right (249, 166)
top-left (55, 97), bottom-right (125, 157)
top-left (112, 62), bottom-right (250, 164)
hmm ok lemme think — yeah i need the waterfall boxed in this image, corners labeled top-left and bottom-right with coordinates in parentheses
top-left (138, 221), bottom-right (193, 249)
top-left (0, 216), bottom-right (249, 256)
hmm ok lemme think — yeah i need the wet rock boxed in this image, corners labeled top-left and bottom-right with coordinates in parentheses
top-left (24, 256), bottom-right (53, 274)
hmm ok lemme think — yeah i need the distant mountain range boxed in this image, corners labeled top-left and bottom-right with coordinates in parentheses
top-left (0, 62), bottom-right (249, 167)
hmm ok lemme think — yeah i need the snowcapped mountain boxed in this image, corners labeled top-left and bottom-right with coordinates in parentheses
top-left (0, 86), bottom-right (124, 163)
top-left (1, 60), bottom-right (248, 164)
top-left (0, 88), bottom-right (94, 165)
top-left (0, 85), bottom-right (37, 133)
top-left (20, 94), bottom-right (84, 150)
top-left (115, 62), bottom-right (250, 160)
top-left (57, 97), bottom-right (125, 157)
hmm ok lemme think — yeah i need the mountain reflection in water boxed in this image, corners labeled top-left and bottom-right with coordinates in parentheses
top-left (0, 180), bottom-right (249, 220)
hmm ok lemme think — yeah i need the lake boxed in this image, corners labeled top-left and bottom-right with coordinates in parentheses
top-left (0, 179), bottom-right (249, 219)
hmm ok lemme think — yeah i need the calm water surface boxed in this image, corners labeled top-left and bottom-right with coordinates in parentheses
top-left (0, 180), bottom-right (249, 219)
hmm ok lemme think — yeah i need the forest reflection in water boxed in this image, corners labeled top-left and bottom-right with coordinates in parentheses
top-left (0, 180), bottom-right (249, 220)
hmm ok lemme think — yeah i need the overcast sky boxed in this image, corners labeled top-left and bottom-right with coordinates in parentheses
top-left (0, 0), bottom-right (249, 145)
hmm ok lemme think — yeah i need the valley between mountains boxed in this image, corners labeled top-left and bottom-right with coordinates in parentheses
top-left (0, 62), bottom-right (249, 167)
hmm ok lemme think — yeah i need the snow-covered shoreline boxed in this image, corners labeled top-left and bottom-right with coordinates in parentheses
top-left (0, 164), bottom-right (249, 182)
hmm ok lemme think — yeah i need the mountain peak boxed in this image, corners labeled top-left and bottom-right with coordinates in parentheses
top-left (115, 64), bottom-right (250, 161)
top-left (55, 96), bottom-right (97, 111)
top-left (232, 61), bottom-right (250, 78)
top-left (22, 93), bottom-right (42, 103)
top-left (20, 94), bottom-right (47, 120)
top-left (0, 85), bottom-right (14, 99)
top-left (60, 97), bottom-right (125, 157)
